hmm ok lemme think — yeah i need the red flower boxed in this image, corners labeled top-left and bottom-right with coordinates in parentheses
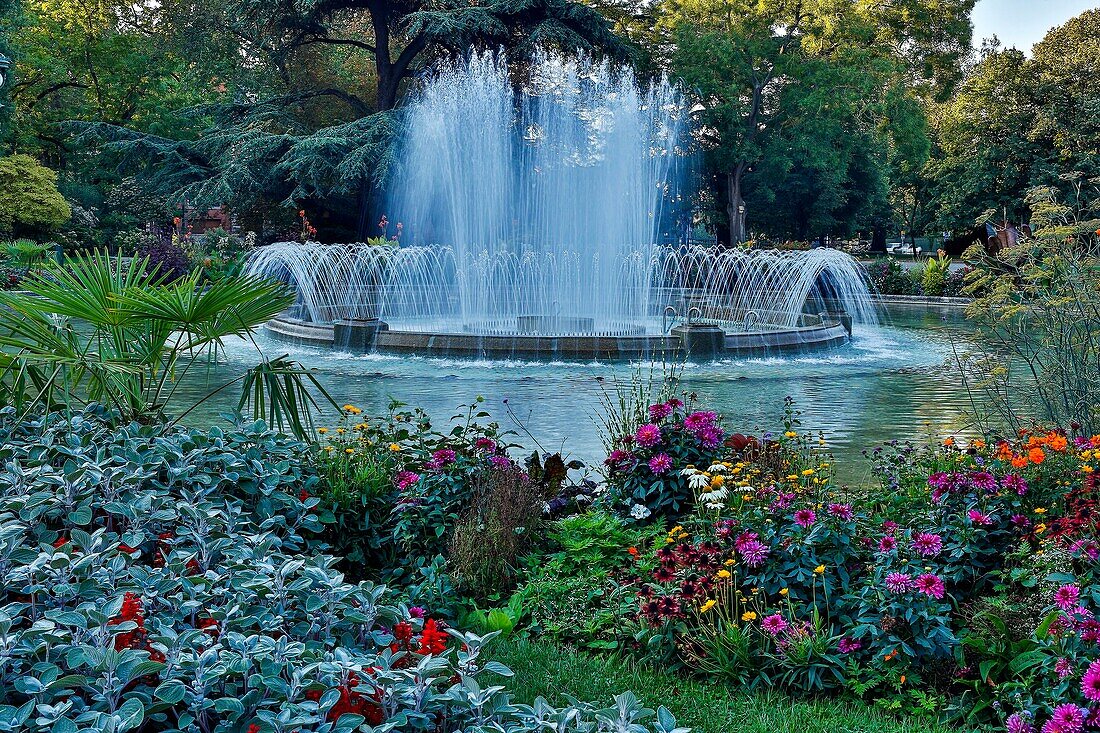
top-left (416, 619), bottom-right (448, 655)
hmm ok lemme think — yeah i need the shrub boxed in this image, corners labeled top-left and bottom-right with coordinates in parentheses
top-left (0, 407), bottom-right (686, 733)
top-left (866, 258), bottom-right (918, 296)
top-left (0, 154), bottom-right (71, 236)
top-left (138, 230), bottom-right (192, 282)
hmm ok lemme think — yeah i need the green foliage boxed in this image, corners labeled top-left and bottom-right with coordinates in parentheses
top-left (962, 188), bottom-right (1100, 433)
top-left (0, 407), bottom-right (686, 733)
top-left (0, 251), bottom-right (333, 437)
top-left (0, 154), bottom-right (71, 235)
top-left (0, 238), bottom-right (53, 269)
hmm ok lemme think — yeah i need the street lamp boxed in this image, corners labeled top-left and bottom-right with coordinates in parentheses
top-left (0, 52), bottom-right (10, 90)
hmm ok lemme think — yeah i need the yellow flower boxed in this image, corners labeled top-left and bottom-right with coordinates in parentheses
top-left (699, 600), bottom-right (716, 613)
top-left (711, 475), bottom-right (725, 488)
top-left (345, 448), bottom-right (354, 454)
top-left (786, 474), bottom-right (798, 481)
top-left (814, 565), bottom-right (826, 575)
top-left (323, 445), bottom-right (334, 452)
top-left (389, 443), bottom-right (401, 452)
top-left (724, 558), bottom-right (736, 566)
top-left (336, 428), bottom-right (345, 434)
top-left (784, 431), bottom-right (797, 439)
top-left (779, 588), bottom-right (789, 596)
top-left (802, 468), bottom-right (815, 476)
top-left (1034, 507), bottom-right (1047, 514)
top-left (1035, 523), bottom-right (1047, 534)
top-left (716, 569), bottom-right (731, 579)
top-left (317, 428), bottom-right (328, 434)
top-left (1083, 465), bottom-right (1095, 474)
top-left (741, 611), bottom-right (757, 622)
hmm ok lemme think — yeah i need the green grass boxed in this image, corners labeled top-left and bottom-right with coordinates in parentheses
top-left (488, 639), bottom-right (978, 733)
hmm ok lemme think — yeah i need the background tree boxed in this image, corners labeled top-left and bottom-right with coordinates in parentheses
top-left (0, 152), bottom-right (71, 236)
top-left (666, 0), bottom-right (973, 245)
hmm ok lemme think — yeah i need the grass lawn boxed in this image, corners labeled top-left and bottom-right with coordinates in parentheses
top-left (489, 639), bottom-right (980, 733)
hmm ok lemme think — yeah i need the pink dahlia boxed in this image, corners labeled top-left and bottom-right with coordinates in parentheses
top-left (761, 614), bottom-right (788, 635)
top-left (794, 509), bottom-right (816, 528)
top-left (738, 540), bottom-right (769, 568)
top-left (1055, 585), bottom-right (1082, 611)
top-left (394, 470), bottom-right (420, 490)
top-left (1082, 659), bottom-right (1100, 702)
top-left (1006, 713), bottom-right (1034, 733)
top-left (912, 532), bottom-right (943, 557)
top-left (878, 535), bottom-right (898, 552)
top-left (837, 637), bottom-right (862, 654)
top-left (648, 453), bottom-right (673, 475)
top-left (828, 503), bottom-right (854, 521)
top-left (1042, 704), bottom-right (1084, 733)
top-left (648, 402), bottom-right (673, 420)
top-left (885, 572), bottom-right (913, 594)
top-left (635, 424), bottom-right (662, 447)
top-left (915, 573), bottom-right (946, 600)
top-left (968, 509), bottom-right (993, 526)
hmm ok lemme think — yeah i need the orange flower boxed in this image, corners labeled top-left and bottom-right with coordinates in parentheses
top-left (900, 675), bottom-right (906, 685)
top-left (1011, 455), bottom-right (1028, 469)
top-left (1029, 447), bottom-right (1046, 464)
top-left (884, 649), bottom-right (898, 662)
top-left (943, 437), bottom-right (955, 448)
top-left (627, 546), bottom-right (639, 558)
top-left (1045, 432), bottom-right (1068, 452)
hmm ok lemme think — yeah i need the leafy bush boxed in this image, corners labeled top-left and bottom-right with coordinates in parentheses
top-left (603, 395), bottom-right (729, 519)
top-left (137, 230), bottom-right (192, 282)
top-left (866, 258), bottom-right (919, 296)
top-left (0, 154), bottom-right (71, 236)
top-left (0, 407), bottom-right (687, 733)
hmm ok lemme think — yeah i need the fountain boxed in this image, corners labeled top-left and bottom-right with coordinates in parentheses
top-left (245, 51), bottom-right (877, 359)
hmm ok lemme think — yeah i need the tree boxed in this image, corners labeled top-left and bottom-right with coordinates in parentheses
top-left (75, 0), bottom-right (626, 240)
top-left (0, 153), bottom-right (70, 234)
top-left (665, 0), bottom-right (973, 244)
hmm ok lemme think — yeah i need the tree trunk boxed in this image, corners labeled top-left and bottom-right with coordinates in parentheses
top-left (726, 168), bottom-right (747, 245)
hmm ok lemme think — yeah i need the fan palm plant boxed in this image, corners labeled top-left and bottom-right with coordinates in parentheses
top-left (0, 251), bottom-right (336, 436)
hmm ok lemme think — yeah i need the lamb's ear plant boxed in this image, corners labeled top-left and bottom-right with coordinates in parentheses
top-left (0, 250), bottom-right (336, 437)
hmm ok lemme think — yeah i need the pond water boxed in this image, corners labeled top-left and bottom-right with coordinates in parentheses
top-left (173, 303), bottom-right (979, 485)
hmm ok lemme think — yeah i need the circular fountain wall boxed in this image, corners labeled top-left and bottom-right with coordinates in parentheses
top-left (245, 51), bottom-right (877, 359)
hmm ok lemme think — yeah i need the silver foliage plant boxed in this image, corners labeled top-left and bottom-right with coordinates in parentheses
top-left (0, 407), bottom-right (688, 733)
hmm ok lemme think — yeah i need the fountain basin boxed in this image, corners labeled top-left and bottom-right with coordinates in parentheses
top-left (263, 315), bottom-right (849, 360)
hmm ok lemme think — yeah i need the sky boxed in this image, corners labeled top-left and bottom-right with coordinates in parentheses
top-left (971, 0), bottom-right (1096, 53)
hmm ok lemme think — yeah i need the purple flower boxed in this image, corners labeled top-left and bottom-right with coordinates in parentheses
top-left (474, 437), bottom-right (497, 454)
top-left (794, 509), bottom-right (816, 528)
top-left (885, 572), bottom-right (913, 594)
top-left (738, 540), bottom-right (769, 567)
top-left (489, 455), bottom-right (512, 469)
top-left (648, 402), bottom-right (673, 420)
top-left (827, 503), bottom-right (854, 521)
top-left (409, 606), bottom-right (426, 618)
top-left (693, 424), bottom-right (726, 449)
top-left (394, 470), bottom-right (420, 490)
top-left (1006, 713), bottom-right (1034, 733)
top-left (1001, 473), bottom-right (1028, 495)
top-left (635, 424), bottom-right (662, 447)
top-left (761, 614), bottom-right (788, 635)
top-left (969, 470), bottom-right (997, 492)
top-left (1056, 657), bottom-right (1074, 679)
top-left (733, 531), bottom-right (759, 551)
top-left (432, 448), bottom-right (456, 466)
top-left (683, 411), bottom-right (718, 431)
top-left (882, 520), bottom-right (899, 535)
top-left (1042, 704), bottom-right (1084, 733)
top-left (648, 453), bottom-right (673, 475)
top-left (878, 535), bottom-right (897, 553)
top-left (912, 532), bottom-right (943, 557)
top-left (1055, 585), bottom-right (1081, 611)
top-left (604, 449), bottom-right (635, 471)
top-left (915, 573), bottom-right (945, 599)
top-left (1082, 659), bottom-right (1100, 702)
top-left (837, 637), bottom-right (862, 654)
top-left (968, 509), bottom-right (993, 526)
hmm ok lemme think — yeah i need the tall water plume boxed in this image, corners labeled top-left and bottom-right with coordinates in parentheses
top-left (384, 49), bottom-right (688, 333)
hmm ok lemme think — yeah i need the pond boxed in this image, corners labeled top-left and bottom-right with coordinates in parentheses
top-left (174, 302), bottom-right (978, 485)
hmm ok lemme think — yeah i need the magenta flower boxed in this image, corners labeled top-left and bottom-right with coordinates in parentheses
top-left (1055, 584), bottom-right (1082, 611)
top-left (827, 503), bottom-right (854, 521)
top-left (882, 520), bottom-right (899, 535)
top-left (408, 606), bottom-right (426, 618)
top-left (694, 424), bottom-right (726, 449)
top-left (1082, 659), bottom-right (1100, 702)
top-left (635, 424), bottom-right (662, 447)
top-left (793, 509), bottom-right (816, 528)
top-left (474, 437), bottom-right (497, 453)
top-left (1001, 473), bottom-right (1028, 495)
top-left (885, 572), bottom-right (913, 594)
top-left (738, 539), bottom-right (769, 568)
top-left (915, 573), bottom-right (946, 599)
top-left (1042, 704), bottom-right (1084, 733)
top-left (969, 470), bottom-right (997, 492)
top-left (432, 448), bottom-right (456, 466)
top-left (1006, 713), bottom-right (1034, 733)
top-left (761, 614), bottom-right (788, 635)
top-left (878, 535), bottom-right (898, 553)
top-left (837, 637), bottom-right (862, 654)
top-left (394, 470), bottom-right (420, 490)
top-left (648, 453), bottom-right (673, 475)
top-left (968, 509), bottom-right (993, 526)
top-left (682, 411), bottom-right (717, 431)
top-left (911, 532), bottom-right (943, 556)
top-left (1056, 657), bottom-right (1074, 679)
top-left (648, 402), bottom-right (673, 420)
top-left (489, 454), bottom-right (512, 469)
